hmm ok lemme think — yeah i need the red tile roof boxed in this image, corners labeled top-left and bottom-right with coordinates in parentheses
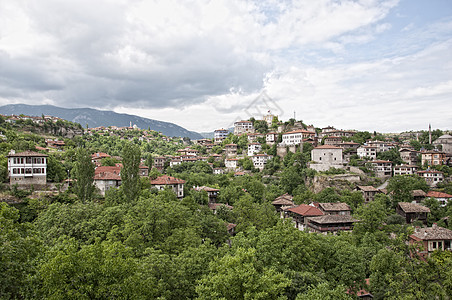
top-left (426, 191), bottom-right (452, 198)
top-left (150, 175), bottom-right (185, 185)
top-left (287, 204), bottom-right (323, 216)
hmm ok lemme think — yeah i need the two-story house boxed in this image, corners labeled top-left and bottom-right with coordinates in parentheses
top-left (252, 153), bottom-right (273, 170)
top-left (409, 224), bottom-right (452, 257)
top-left (150, 175), bottom-right (185, 198)
top-left (248, 143), bottom-right (262, 157)
top-left (7, 150), bottom-right (48, 185)
top-left (234, 120), bottom-right (254, 135)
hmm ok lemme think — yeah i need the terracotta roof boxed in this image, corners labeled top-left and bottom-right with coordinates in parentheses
top-left (287, 204), bottom-right (323, 216)
top-left (318, 202), bottom-right (351, 212)
top-left (314, 145), bottom-right (342, 149)
top-left (357, 185), bottom-right (379, 192)
top-left (150, 175), bottom-right (185, 185)
top-left (426, 191), bottom-right (452, 198)
top-left (95, 166), bottom-right (121, 175)
top-left (370, 160), bottom-right (392, 163)
top-left (410, 225), bottom-right (452, 240)
top-left (8, 150), bottom-right (48, 157)
top-left (398, 202), bottom-right (430, 213)
top-left (94, 166), bottom-right (121, 180)
top-left (227, 223), bottom-right (237, 231)
top-left (91, 152), bottom-right (110, 159)
top-left (308, 215), bottom-right (358, 224)
top-left (417, 170), bottom-right (443, 174)
top-left (284, 129), bottom-right (312, 135)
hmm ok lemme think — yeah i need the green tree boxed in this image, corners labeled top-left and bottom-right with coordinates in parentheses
top-left (74, 148), bottom-right (95, 202)
top-left (121, 142), bottom-right (141, 202)
top-left (387, 175), bottom-right (429, 208)
top-left (196, 247), bottom-right (290, 299)
top-left (0, 203), bottom-right (42, 299)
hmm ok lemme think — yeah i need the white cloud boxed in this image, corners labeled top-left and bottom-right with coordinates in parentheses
top-left (1, 0), bottom-right (451, 133)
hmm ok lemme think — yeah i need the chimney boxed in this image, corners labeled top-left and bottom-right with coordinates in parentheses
top-left (432, 223), bottom-right (437, 229)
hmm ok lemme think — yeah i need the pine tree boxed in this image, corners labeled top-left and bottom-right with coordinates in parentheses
top-left (121, 142), bottom-right (141, 202)
top-left (74, 148), bottom-right (95, 202)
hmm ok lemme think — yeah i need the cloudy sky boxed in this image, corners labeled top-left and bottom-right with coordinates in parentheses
top-left (0, 0), bottom-right (451, 133)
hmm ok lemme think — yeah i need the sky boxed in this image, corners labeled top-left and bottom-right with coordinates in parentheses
top-left (0, 0), bottom-right (451, 133)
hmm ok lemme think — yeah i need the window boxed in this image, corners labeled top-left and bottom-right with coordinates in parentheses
top-left (438, 242), bottom-right (443, 249)
top-left (432, 241), bottom-right (437, 249)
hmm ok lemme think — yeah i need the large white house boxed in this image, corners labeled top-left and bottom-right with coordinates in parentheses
top-left (310, 145), bottom-right (344, 171)
top-left (7, 150), bottom-right (48, 185)
top-left (282, 130), bottom-right (314, 145)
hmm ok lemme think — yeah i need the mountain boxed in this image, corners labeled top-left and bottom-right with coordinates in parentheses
top-left (0, 104), bottom-right (203, 139)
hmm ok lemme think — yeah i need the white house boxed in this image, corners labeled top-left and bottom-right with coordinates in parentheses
top-left (310, 145), bottom-right (344, 171)
top-left (369, 160), bottom-right (392, 177)
top-left (252, 153), bottom-right (273, 170)
top-left (357, 146), bottom-right (377, 160)
top-left (150, 175), bottom-right (185, 198)
top-left (234, 120), bottom-right (254, 135)
top-left (393, 164), bottom-right (418, 176)
top-left (214, 129), bottom-right (229, 143)
top-left (266, 132), bottom-right (278, 143)
top-left (248, 143), bottom-right (262, 157)
top-left (225, 158), bottom-right (239, 169)
top-left (94, 166), bottom-right (121, 196)
top-left (282, 130), bottom-right (314, 146)
top-left (7, 150), bottom-right (48, 185)
top-left (417, 170), bottom-right (444, 187)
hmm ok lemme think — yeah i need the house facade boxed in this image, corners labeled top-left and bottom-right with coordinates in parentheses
top-left (234, 120), bottom-right (254, 135)
top-left (282, 130), bottom-right (314, 145)
top-left (396, 202), bottom-right (430, 224)
top-left (150, 175), bottom-right (185, 198)
top-left (248, 143), bottom-right (262, 157)
top-left (94, 166), bottom-right (121, 196)
top-left (310, 145), bottom-right (344, 171)
top-left (369, 160), bottom-right (392, 177)
top-left (285, 204), bottom-right (323, 231)
top-left (409, 224), bottom-right (452, 257)
top-left (393, 164), bottom-right (418, 176)
top-left (7, 150), bottom-right (48, 185)
top-left (426, 191), bottom-right (452, 207)
top-left (399, 148), bottom-right (418, 165)
top-left (421, 151), bottom-right (446, 166)
top-left (214, 129), bottom-right (229, 143)
top-left (356, 185), bottom-right (380, 203)
top-left (417, 170), bottom-right (444, 187)
top-left (357, 146), bottom-right (377, 160)
top-left (307, 215), bottom-right (358, 235)
top-left (252, 153), bottom-right (273, 170)
top-left (225, 158), bottom-right (239, 170)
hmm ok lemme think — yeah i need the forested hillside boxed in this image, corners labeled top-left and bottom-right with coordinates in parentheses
top-left (1, 116), bottom-right (452, 299)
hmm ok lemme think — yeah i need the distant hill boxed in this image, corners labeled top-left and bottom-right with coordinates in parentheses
top-left (0, 104), bottom-right (203, 139)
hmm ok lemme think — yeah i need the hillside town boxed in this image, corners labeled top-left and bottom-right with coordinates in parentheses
top-left (1, 111), bottom-right (452, 299)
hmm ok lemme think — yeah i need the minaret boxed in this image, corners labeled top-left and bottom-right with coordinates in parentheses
top-left (429, 124), bottom-right (432, 144)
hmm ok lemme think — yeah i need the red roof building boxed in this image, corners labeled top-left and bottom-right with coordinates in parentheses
top-left (150, 175), bottom-right (185, 198)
